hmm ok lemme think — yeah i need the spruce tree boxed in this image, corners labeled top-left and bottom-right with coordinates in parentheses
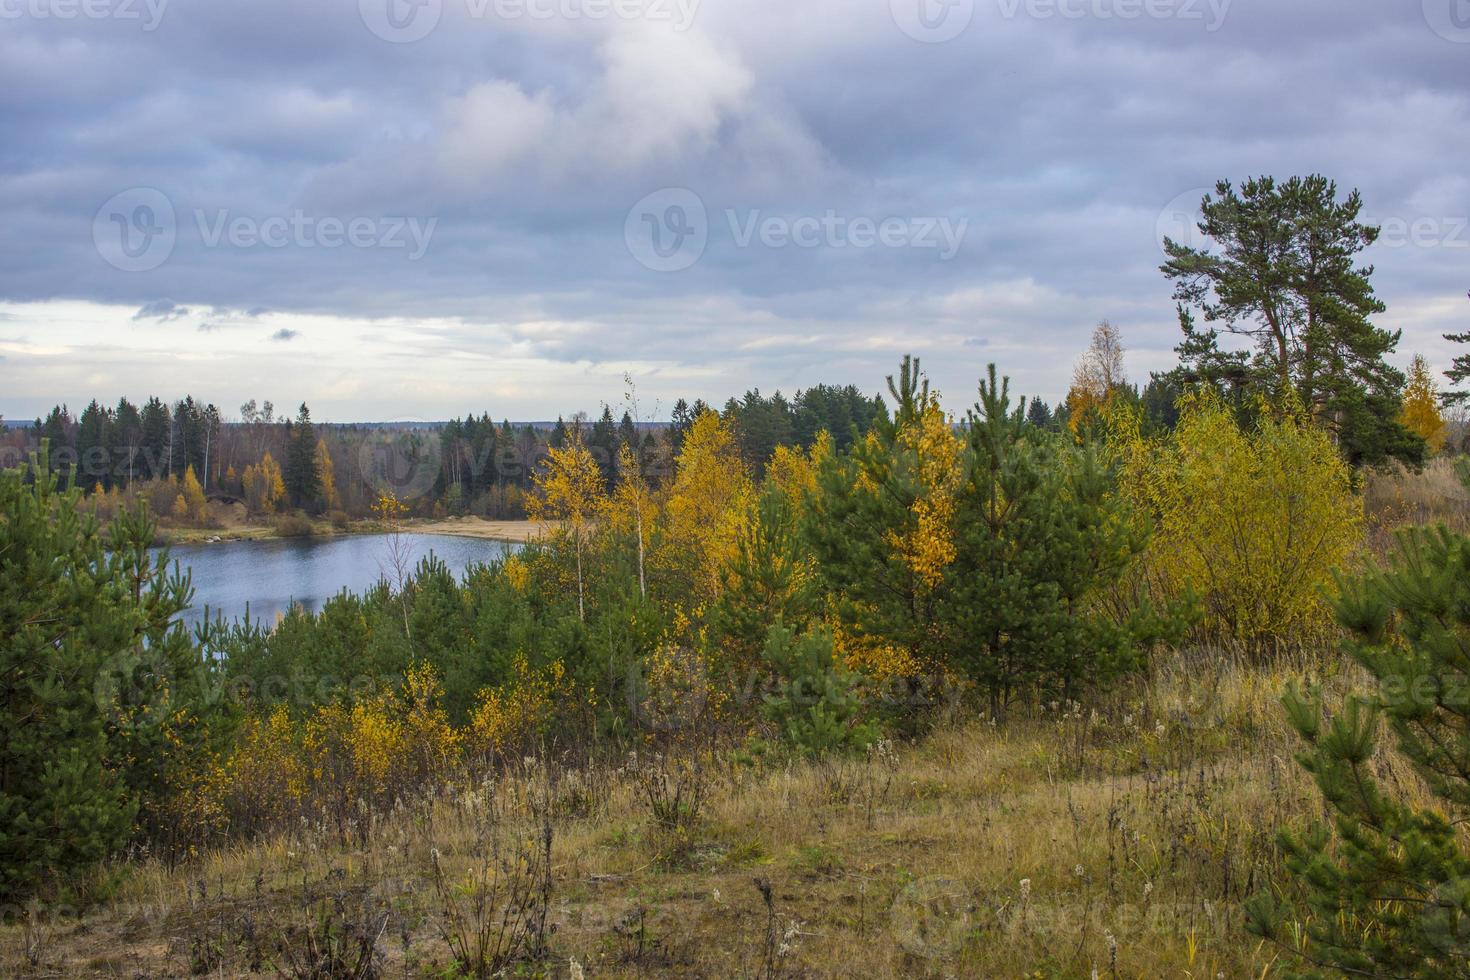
top-left (283, 402), bottom-right (322, 509)
top-left (1248, 524), bottom-right (1470, 977)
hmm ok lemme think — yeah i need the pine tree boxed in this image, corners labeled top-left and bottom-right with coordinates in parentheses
top-left (114, 397), bottom-right (143, 485)
top-left (0, 445), bottom-right (201, 899)
top-left (1247, 524), bottom-right (1470, 977)
top-left (759, 625), bottom-right (878, 757)
top-left (76, 399), bottom-right (113, 491)
top-left (952, 365), bottom-right (1164, 712)
top-left (1440, 292), bottom-right (1470, 406)
top-left (1162, 174), bottom-right (1423, 466)
top-left (804, 356), bottom-right (961, 677)
top-left (709, 480), bottom-right (818, 676)
top-left (139, 396), bottom-right (170, 480)
top-left (588, 405), bottom-right (618, 490)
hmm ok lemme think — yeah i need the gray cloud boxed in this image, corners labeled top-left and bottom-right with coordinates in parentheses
top-left (132, 299), bottom-right (190, 322)
top-left (269, 328), bottom-right (299, 342)
top-left (0, 0), bottom-right (1467, 415)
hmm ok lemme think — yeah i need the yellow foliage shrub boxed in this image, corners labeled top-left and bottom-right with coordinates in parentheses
top-left (502, 553), bottom-right (531, 594)
top-left (1108, 392), bottom-right (1363, 648)
top-left (466, 656), bottom-right (567, 758)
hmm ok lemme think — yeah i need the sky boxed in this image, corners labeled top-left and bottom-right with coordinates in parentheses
top-left (1, 0), bottom-right (1467, 423)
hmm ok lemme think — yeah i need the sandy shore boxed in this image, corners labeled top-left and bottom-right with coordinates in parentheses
top-left (408, 517), bottom-right (552, 542)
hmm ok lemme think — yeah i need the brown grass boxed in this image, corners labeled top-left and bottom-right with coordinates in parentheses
top-left (1364, 457), bottom-right (1470, 553)
top-left (0, 648), bottom-right (1422, 979)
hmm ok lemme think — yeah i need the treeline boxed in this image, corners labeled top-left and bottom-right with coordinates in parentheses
top-left (9, 383), bottom-right (885, 526)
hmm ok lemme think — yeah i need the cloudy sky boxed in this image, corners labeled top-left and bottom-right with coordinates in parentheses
top-left (1, 0), bottom-right (1467, 422)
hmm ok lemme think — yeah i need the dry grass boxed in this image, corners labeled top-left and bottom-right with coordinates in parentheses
top-left (0, 647), bottom-right (1420, 979)
top-left (1363, 457), bottom-right (1470, 553)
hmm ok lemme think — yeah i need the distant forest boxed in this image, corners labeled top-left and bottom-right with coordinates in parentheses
top-left (1, 383), bottom-right (895, 523)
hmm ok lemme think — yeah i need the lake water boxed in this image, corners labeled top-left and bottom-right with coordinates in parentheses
top-left (154, 532), bottom-right (521, 628)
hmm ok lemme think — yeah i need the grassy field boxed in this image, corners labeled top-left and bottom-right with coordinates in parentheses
top-left (1, 645), bottom-right (1395, 979)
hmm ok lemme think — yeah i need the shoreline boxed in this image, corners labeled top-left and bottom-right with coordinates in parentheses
top-left (153, 517), bottom-right (551, 546)
top-left (406, 517), bottom-right (550, 543)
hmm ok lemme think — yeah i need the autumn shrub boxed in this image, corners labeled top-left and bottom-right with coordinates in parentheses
top-left (273, 512), bottom-right (315, 537)
top-left (1109, 391), bottom-right (1363, 652)
top-left (210, 664), bottom-right (461, 841)
top-left (465, 656), bottom-right (567, 766)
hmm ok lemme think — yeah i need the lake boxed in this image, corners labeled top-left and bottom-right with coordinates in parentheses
top-left (154, 532), bottom-right (522, 628)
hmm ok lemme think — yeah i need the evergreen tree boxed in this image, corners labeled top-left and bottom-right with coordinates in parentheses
top-left (1025, 397), bottom-right (1052, 428)
top-left (1140, 374), bottom-right (1182, 432)
top-left (588, 405), bottom-right (618, 490)
top-left (139, 397), bottom-right (170, 479)
top-left (283, 402), bottom-right (321, 509)
top-left (35, 406), bottom-right (74, 486)
top-left (617, 410), bottom-right (638, 452)
top-left (1247, 523), bottom-right (1470, 977)
top-left (951, 365), bottom-right (1165, 712)
top-left (113, 397), bottom-right (143, 485)
top-left (759, 625), bottom-right (878, 757)
top-left (709, 481), bottom-right (818, 675)
top-left (76, 399), bottom-right (112, 490)
top-left (0, 445), bottom-right (201, 899)
top-left (1162, 174), bottom-right (1423, 466)
top-left (1440, 292), bottom-right (1470, 406)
